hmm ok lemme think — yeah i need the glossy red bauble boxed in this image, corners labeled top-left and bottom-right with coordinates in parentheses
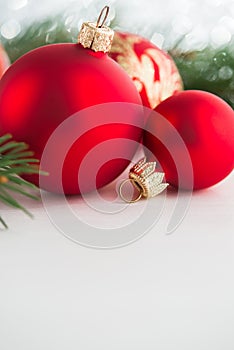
top-left (0, 43), bottom-right (143, 194)
top-left (109, 32), bottom-right (183, 109)
top-left (144, 90), bottom-right (234, 190)
top-left (0, 44), bottom-right (10, 79)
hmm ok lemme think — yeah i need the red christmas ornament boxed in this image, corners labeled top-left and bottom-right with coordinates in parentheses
top-left (0, 7), bottom-right (143, 195)
top-left (109, 31), bottom-right (183, 109)
top-left (144, 90), bottom-right (234, 190)
top-left (0, 44), bottom-right (10, 78)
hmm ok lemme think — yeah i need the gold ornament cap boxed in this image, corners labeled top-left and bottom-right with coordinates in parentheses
top-left (119, 158), bottom-right (169, 203)
top-left (78, 6), bottom-right (114, 53)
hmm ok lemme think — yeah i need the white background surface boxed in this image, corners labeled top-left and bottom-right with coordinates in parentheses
top-left (0, 171), bottom-right (233, 349)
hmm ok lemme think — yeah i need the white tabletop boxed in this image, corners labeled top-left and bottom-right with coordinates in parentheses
top-left (0, 171), bottom-right (233, 350)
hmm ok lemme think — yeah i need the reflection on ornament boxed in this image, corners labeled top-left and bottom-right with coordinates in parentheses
top-left (0, 44), bottom-right (10, 78)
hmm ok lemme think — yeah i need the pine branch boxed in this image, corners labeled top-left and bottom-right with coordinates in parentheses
top-left (0, 134), bottom-right (46, 229)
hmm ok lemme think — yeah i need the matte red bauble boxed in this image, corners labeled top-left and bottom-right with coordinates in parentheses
top-left (144, 90), bottom-right (234, 190)
top-left (0, 44), bottom-right (10, 78)
top-left (109, 31), bottom-right (183, 109)
top-left (0, 12), bottom-right (143, 194)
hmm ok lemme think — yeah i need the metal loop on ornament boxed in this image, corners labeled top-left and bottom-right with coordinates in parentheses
top-left (119, 178), bottom-right (143, 203)
top-left (96, 6), bottom-right (109, 28)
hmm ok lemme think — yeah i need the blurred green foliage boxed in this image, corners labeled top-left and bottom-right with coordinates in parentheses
top-left (1, 18), bottom-right (234, 109)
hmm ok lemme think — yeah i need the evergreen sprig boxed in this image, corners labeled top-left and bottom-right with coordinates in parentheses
top-left (170, 47), bottom-right (234, 109)
top-left (0, 134), bottom-right (43, 229)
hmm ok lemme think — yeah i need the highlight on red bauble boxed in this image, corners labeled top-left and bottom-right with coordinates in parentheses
top-left (143, 90), bottom-right (234, 190)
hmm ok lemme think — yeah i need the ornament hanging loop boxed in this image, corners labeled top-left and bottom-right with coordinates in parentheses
top-left (96, 6), bottom-right (109, 28)
top-left (119, 178), bottom-right (143, 203)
